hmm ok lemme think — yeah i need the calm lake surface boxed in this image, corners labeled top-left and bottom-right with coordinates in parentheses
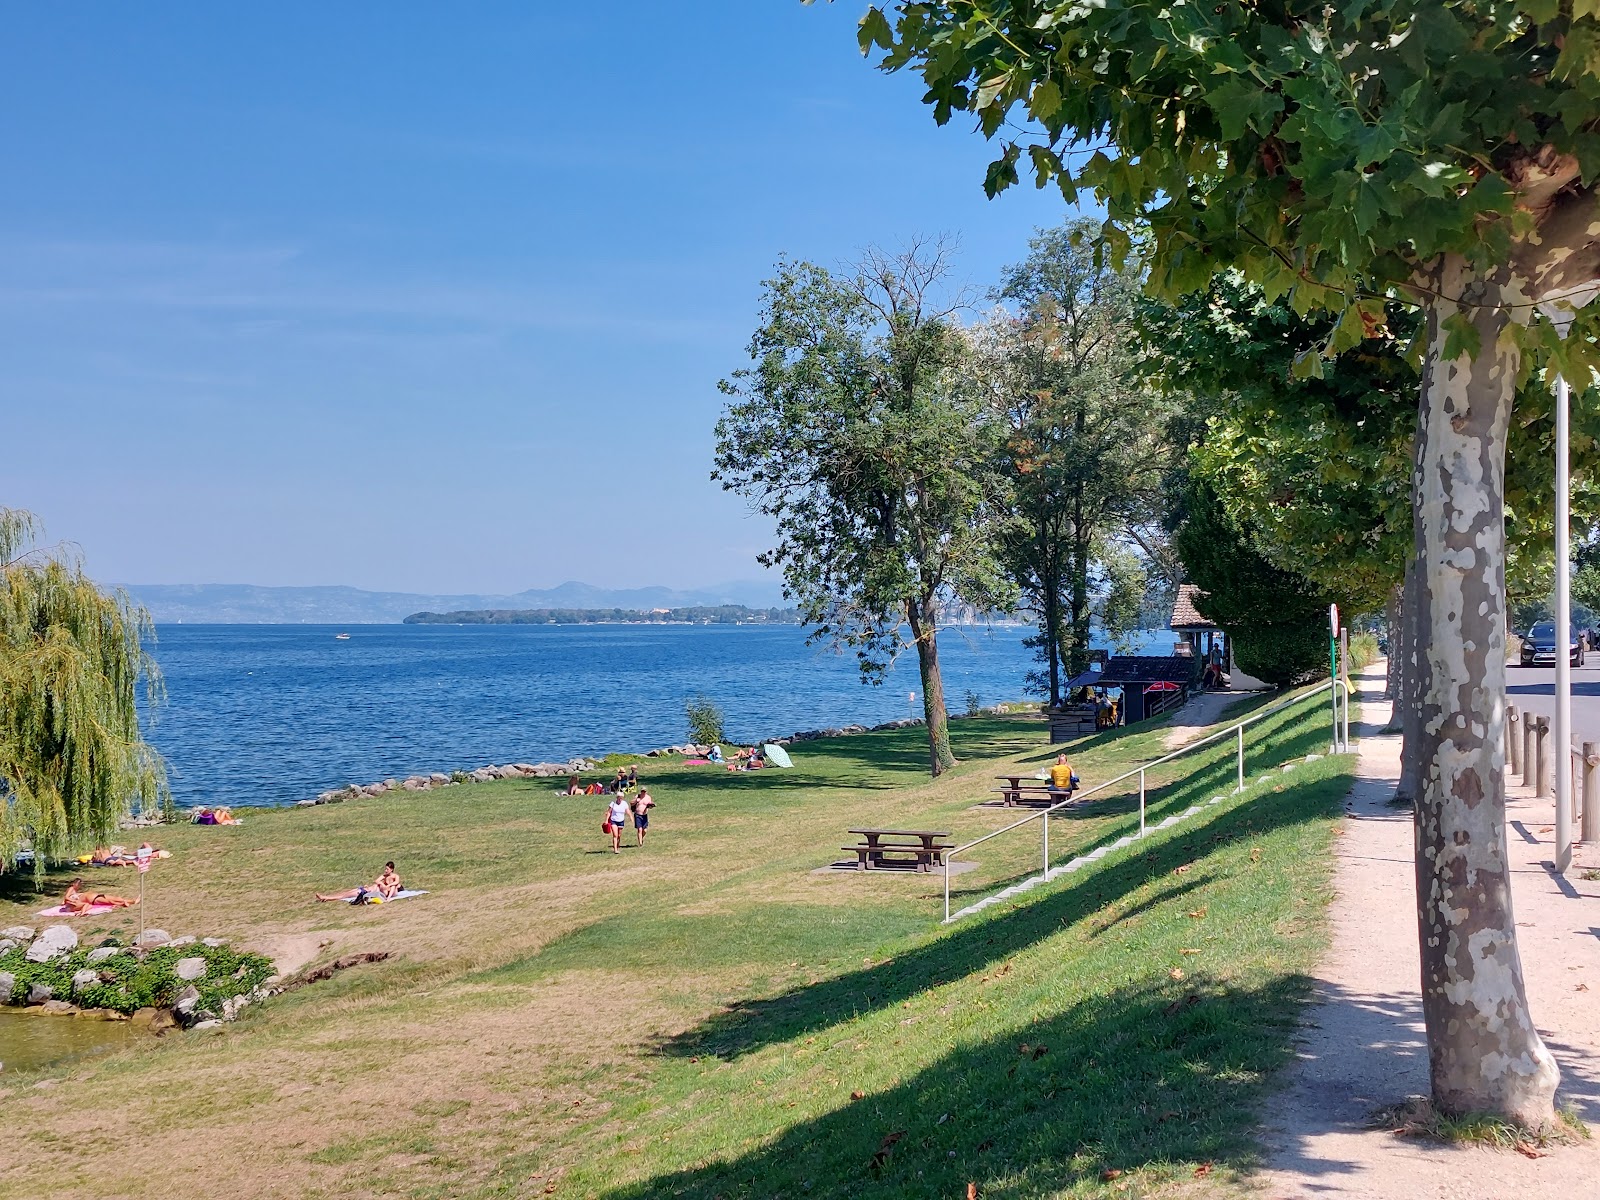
top-left (143, 623), bottom-right (1166, 808)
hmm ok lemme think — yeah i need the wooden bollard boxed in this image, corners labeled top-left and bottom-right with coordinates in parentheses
top-left (1507, 705), bottom-right (1522, 775)
top-left (1535, 716), bottom-right (1551, 799)
top-left (1583, 742), bottom-right (1599, 846)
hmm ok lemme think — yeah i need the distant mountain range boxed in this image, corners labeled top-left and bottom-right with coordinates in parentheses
top-left (120, 580), bottom-right (788, 624)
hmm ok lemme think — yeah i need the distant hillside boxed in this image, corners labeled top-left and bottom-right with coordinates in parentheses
top-left (122, 580), bottom-right (786, 624)
top-left (404, 605), bottom-right (801, 625)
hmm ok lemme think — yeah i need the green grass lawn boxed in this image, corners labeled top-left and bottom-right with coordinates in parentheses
top-left (0, 691), bottom-right (1351, 1200)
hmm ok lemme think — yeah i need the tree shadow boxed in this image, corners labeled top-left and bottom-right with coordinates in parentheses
top-left (605, 972), bottom-right (1313, 1199)
top-left (660, 773), bottom-right (1333, 1064)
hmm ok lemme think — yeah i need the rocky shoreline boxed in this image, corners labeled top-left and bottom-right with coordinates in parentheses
top-left (259, 714), bottom-right (942, 812)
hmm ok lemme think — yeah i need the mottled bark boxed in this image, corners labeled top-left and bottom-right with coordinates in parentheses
top-left (908, 597), bottom-right (955, 776)
top-left (1384, 583), bottom-right (1401, 702)
top-left (1411, 255), bottom-right (1558, 1126)
top-left (1395, 560), bottom-right (1422, 806)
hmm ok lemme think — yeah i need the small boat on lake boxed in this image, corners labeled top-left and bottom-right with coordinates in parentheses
top-left (334, 633), bottom-right (351, 640)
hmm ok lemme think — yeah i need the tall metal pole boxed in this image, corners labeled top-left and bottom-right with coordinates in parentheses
top-left (1556, 372), bottom-right (1573, 872)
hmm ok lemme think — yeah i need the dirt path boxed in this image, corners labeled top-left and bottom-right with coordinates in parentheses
top-left (1162, 688), bottom-right (1259, 751)
top-left (1255, 664), bottom-right (1600, 1198)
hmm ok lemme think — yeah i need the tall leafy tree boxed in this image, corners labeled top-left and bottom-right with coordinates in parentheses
top-left (713, 246), bottom-right (1013, 776)
top-left (970, 219), bottom-right (1173, 705)
top-left (1, 508), bottom-right (168, 876)
top-left (858, 0), bottom-right (1600, 1127)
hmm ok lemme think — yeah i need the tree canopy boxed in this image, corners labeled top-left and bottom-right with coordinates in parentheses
top-left (713, 245), bottom-right (1014, 775)
top-left (1, 508), bottom-right (168, 875)
top-left (856, 0), bottom-right (1600, 1128)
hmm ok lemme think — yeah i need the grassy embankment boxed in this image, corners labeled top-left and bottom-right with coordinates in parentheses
top-left (0, 690), bottom-right (1351, 1200)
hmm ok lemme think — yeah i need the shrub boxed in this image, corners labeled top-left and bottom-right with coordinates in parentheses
top-left (963, 689), bottom-right (982, 717)
top-left (1347, 631), bottom-right (1380, 672)
top-left (1232, 622), bottom-right (1330, 689)
top-left (683, 694), bottom-right (726, 746)
top-left (0, 941), bottom-right (274, 1016)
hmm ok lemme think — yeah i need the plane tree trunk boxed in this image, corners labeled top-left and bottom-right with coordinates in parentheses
top-left (907, 596), bottom-right (955, 776)
top-left (1410, 254), bottom-right (1558, 1126)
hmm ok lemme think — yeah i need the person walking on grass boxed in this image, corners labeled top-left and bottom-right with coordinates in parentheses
top-left (606, 794), bottom-right (630, 853)
top-left (631, 787), bottom-right (655, 846)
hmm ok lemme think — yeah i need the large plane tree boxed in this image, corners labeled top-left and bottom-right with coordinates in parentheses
top-left (855, 0), bottom-right (1600, 1128)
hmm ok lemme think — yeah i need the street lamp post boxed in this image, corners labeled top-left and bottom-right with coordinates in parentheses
top-left (1555, 371), bottom-right (1573, 872)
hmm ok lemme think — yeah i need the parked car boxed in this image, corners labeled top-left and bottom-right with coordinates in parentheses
top-left (1519, 621), bottom-right (1586, 667)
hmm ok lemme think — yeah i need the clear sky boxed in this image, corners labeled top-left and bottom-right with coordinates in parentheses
top-left (2, 3), bottom-right (1075, 594)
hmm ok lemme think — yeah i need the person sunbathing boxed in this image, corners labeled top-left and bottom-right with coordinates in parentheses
top-left (316, 861), bottom-right (402, 903)
top-left (63, 878), bottom-right (139, 911)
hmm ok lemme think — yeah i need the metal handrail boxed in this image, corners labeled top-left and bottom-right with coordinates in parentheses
top-left (942, 678), bottom-right (1350, 922)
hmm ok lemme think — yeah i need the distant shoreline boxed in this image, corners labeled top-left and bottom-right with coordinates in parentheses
top-left (403, 604), bottom-right (803, 626)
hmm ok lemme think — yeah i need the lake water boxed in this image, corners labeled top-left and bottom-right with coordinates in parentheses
top-left (0, 1009), bottom-right (137, 1074)
top-left (143, 623), bottom-right (1169, 808)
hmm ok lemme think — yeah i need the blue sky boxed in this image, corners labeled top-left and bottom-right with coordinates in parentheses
top-left (2, 3), bottom-right (1075, 593)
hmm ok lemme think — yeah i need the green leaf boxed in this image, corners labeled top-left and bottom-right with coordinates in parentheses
top-left (1291, 347), bottom-right (1326, 379)
top-left (1030, 78), bottom-right (1062, 122)
top-left (1441, 311), bottom-right (1482, 362)
top-left (1029, 144), bottom-right (1059, 189)
top-left (857, 7), bottom-right (894, 55)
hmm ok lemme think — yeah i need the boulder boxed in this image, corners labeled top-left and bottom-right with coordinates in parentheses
top-left (403, 778), bottom-right (425, 790)
top-left (166, 935), bottom-right (196, 948)
top-left (2, 925), bottom-right (34, 942)
top-left (27, 982), bottom-right (55, 1004)
top-left (191, 1019), bottom-right (223, 1030)
top-left (296, 799), bottom-right (318, 807)
top-left (172, 984), bottom-right (201, 1023)
top-left (86, 947), bottom-right (119, 964)
top-left (0, 971), bottom-right (15, 1003)
top-left (41, 999), bottom-right (77, 1014)
top-left (0, 938), bottom-right (16, 955)
top-left (71, 969), bottom-right (99, 995)
top-left (202, 937), bottom-right (226, 948)
top-left (429, 773), bottom-right (449, 784)
top-left (135, 929), bottom-right (171, 947)
top-left (469, 769), bottom-right (495, 783)
top-left (174, 957), bottom-right (207, 982)
top-left (26, 925), bottom-right (77, 962)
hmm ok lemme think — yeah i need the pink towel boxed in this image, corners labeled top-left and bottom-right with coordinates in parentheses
top-left (35, 903), bottom-right (119, 917)
top-left (683, 758), bottom-right (710, 765)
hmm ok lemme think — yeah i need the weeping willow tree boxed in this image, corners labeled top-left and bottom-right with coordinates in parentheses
top-left (1, 508), bottom-right (168, 876)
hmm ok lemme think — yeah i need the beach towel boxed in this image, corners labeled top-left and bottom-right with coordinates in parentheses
top-left (36, 903), bottom-right (119, 917)
top-left (348, 888), bottom-right (428, 905)
top-left (682, 758), bottom-right (710, 765)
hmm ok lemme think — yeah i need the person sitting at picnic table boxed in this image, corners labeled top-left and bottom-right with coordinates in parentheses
top-left (315, 861), bottom-right (402, 903)
top-left (63, 878), bottom-right (139, 911)
top-left (1048, 753), bottom-right (1079, 795)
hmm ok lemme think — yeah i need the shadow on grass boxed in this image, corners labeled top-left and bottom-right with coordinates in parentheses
top-left (608, 970), bottom-right (1314, 1199)
top-left (661, 769), bottom-right (1337, 1065)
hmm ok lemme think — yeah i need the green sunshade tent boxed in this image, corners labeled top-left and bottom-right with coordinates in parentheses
top-left (762, 743), bottom-right (793, 769)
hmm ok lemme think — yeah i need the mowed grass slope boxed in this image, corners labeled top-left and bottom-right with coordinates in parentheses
top-left (0, 692), bottom-right (1351, 1200)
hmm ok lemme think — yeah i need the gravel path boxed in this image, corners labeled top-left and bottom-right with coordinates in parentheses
top-left (1255, 664), bottom-right (1600, 1198)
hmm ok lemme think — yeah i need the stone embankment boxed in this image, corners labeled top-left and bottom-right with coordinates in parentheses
top-left (0, 924), bottom-right (275, 1037)
top-left (185, 706), bottom-right (1036, 816)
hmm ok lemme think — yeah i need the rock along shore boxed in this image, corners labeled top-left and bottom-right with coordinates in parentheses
top-left (196, 713), bottom-right (959, 815)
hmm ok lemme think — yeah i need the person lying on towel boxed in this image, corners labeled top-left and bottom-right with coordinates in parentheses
top-left (63, 878), bottom-right (139, 911)
top-left (316, 861), bottom-right (402, 903)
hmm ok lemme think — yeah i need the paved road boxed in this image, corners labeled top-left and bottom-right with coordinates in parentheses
top-left (1504, 660), bottom-right (1600, 749)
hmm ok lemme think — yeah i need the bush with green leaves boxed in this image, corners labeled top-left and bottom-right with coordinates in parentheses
top-left (683, 694), bottom-right (725, 747)
top-left (0, 940), bottom-right (274, 1016)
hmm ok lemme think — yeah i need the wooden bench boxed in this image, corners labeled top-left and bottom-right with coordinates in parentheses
top-left (994, 776), bottom-right (1078, 807)
top-left (844, 828), bottom-right (952, 872)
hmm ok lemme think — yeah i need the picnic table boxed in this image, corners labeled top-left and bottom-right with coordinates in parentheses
top-left (993, 775), bottom-right (1077, 808)
top-left (844, 828), bottom-right (952, 872)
